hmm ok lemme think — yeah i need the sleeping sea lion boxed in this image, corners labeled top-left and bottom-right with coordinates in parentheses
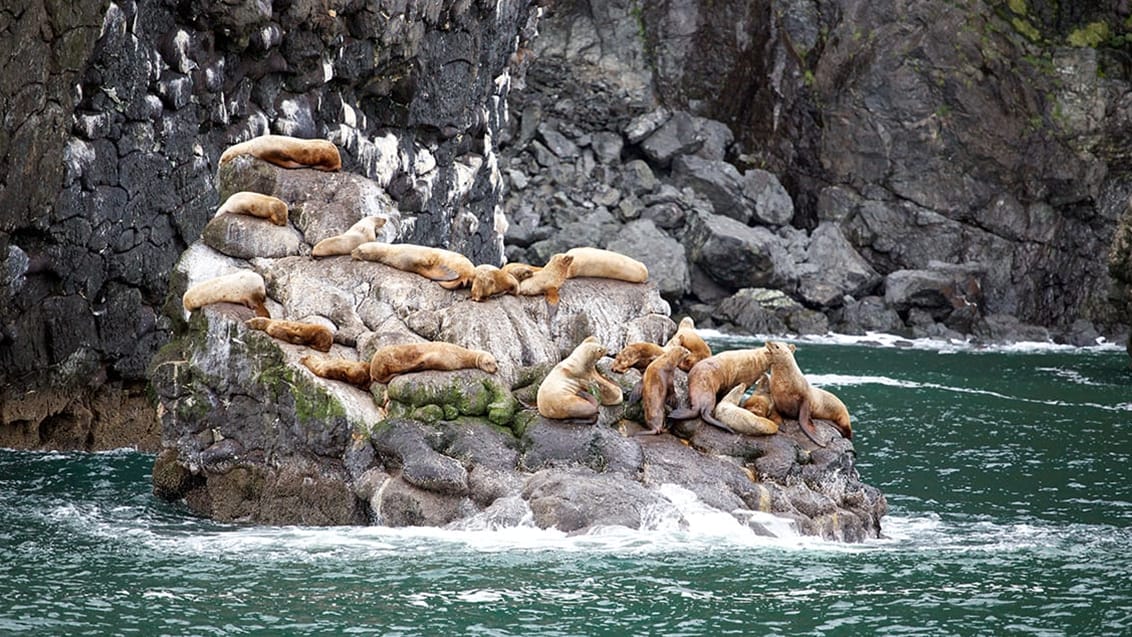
top-left (501, 262), bottom-right (541, 282)
top-left (764, 340), bottom-right (852, 445)
top-left (219, 134), bottom-right (341, 171)
top-left (182, 270), bottom-right (269, 317)
top-left (351, 241), bottom-right (475, 289)
top-left (712, 384), bottom-right (779, 436)
top-left (245, 317), bottom-right (334, 352)
top-left (300, 354), bottom-right (371, 387)
top-left (312, 216), bottom-right (388, 257)
top-left (563, 247), bottom-right (649, 283)
top-left (470, 264), bottom-right (520, 301)
top-left (216, 191), bottom-right (289, 226)
top-left (369, 342), bottom-right (498, 384)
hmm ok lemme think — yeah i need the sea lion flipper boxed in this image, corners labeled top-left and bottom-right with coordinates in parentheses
top-left (251, 300), bottom-right (270, 317)
top-left (667, 407), bottom-right (696, 421)
top-left (421, 264), bottom-right (460, 282)
top-left (798, 399), bottom-right (827, 447)
top-left (699, 409), bottom-right (735, 434)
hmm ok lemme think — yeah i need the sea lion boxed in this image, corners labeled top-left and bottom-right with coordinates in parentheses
top-left (245, 317), bottom-right (334, 352)
top-left (219, 134), bottom-right (341, 171)
top-left (741, 373), bottom-right (779, 423)
top-left (311, 216), bottom-right (388, 257)
top-left (610, 342), bottom-right (666, 374)
top-left (564, 247), bottom-right (649, 283)
top-left (300, 354), bottom-right (371, 387)
top-left (667, 347), bottom-right (776, 433)
top-left (638, 345), bottom-right (690, 435)
top-left (517, 253), bottom-right (574, 312)
top-left (368, 342), bottom-right (498, 384)
top-left (216, 191), bottom-right (289, 226)
top-left (764, 340), bottom-right (852, 445)
top-left (713, 384), bottom-right (779, 436)
top-left (501, 262), bottom-right (541, 282)
top-left (470, 264), bottom-right (520, 301)
top-left (664, 317), bottom-right (712, 372)
top-left (536, 336), bottom-right (622, 423)
top-left (182, 270), bottom-right (269, 317)
top-left (351, 241), bottom-right (475, 289)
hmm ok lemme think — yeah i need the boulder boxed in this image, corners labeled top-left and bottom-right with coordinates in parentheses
top-left (684, 210), bottom-right (796, 290)
top-left (605, 219), bottom-right (690, 300)
top-left (671, 155), bottom-right (750, 224)
top-left (794, 222), bottom-right (882, 309)
top-left (716, 288), bottom-right (830, 336)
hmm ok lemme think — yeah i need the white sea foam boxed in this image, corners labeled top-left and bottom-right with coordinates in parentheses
top-left (700, 330), bottom-right (1123, 353)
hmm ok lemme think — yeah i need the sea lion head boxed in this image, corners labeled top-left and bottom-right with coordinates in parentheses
top-left (476, 351), bottom-right (499, 374)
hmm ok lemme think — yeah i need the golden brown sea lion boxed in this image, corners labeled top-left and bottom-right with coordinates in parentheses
top-left (470, 264), bottom-right (520, 301)
top-left (665, 317), bottom-right (712, 372)
top-left (667, 347), bottom-right (775, 433)
top-left (563, 247), bottom-right (649, 283)
top-left (245, 317), bottom-right (334, 352)
top-left (610, 342), bottom-right (666, 374)
top-left (219, 134), bottom-right (341, 171)
top-left (351, 241), bottom-right (475, 289)
top-left (311, 217), bottom-right (388, 257)
top-left (764, 340), bottom-right (852, 445)
top-left (368, 342), bottom-right (498, 384)
top-left (517, 253), bottom-right (574, 310)
top-left (182, 270), bottom-right (269, 317)
top-left (536, 336), bottom-right (622, 423)
top-left (216, 191), bottom-right (289, 226)
top-left (638, 345), bottom-right (689, 435)
top-left (300, 354), bottom-right (371, 387)
top-left (501, 262), bottom-right (541, 282)
top-left (713, 384), bottom-right (779, 436)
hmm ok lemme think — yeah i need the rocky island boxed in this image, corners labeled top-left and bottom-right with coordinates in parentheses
top-left (149, 153), bottom-right (885, 541)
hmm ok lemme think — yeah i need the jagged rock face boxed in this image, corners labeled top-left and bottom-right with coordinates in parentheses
top-left (1109, 199), bottom-right (1132, 359)
top-left (507, 0), bottom-right (1132, 345)
top-left (0, 0), bottom-right (536, 448)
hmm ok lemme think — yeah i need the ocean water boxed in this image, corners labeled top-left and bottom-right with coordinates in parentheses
top-left (2, 337), bottom-right (1130, 636)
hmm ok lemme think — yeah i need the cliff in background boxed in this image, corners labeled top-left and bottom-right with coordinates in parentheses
top-left (0, 0), bottom-right (536, 449)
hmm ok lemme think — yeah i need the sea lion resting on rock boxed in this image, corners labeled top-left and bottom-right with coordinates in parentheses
top-left (182, 270), bottom-right (269, 317)
top-left (665, 317), bottom-right (712, 372)
top-left (638, 345), bottom-right (689, 435)
top-left (352, 241), bottom-right (475, 290)
top-left (610, 342), bottom-right (666, 374)
top-left (765, 340), bottom-right (852, 444)
top-left (537, 336), bottom-right (623, 423)
top-left (470, 264), bottom-right (520, 301)
top-left (312, 217), bottom-right (387, 257)
top-left (667, 347), bottom-right (777, 433)
top-left (300, 354), bottom-right (371, 387)
top-left (517, 253), bottom-right (574, 309)
top-left (369, 342), bottom-right (498, 384)
top-left (564, 247), bottom-right (648, 283)
top-left (245, 317), bottom-right (334, 352)
top-left (219, 134), bottom-right (341, 171)
top-left (713, 383), bottom-right (779, 436)
top-left (216, 191), bottom-right (289, 226)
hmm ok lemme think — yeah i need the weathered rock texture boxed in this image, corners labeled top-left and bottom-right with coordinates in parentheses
top-left (1, 0), bottom-right (537, 449)
top-left (150, 159), bottom-right (885, 540)
top-left (500, 0), bottom-right (1132, 349)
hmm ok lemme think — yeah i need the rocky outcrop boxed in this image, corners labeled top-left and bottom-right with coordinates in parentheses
top-left (500, 0), bottom-right (1132, 347)
top-left (1109, 197), bottom-right (1132, 360)
top-left (0, 1), bottom-right (538, 449)
top-left (149, 143), bottom-right (886, 541)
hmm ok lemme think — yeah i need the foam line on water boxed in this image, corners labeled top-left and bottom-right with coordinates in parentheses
top-left (700, 329), bottom-right (1123, 353)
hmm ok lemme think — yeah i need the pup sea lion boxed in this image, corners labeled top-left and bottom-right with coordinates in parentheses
top-left (182, 270), bottom-right (269, 317)
top-left (311, 216), bottom-right (387, 257)
top-left (352, 242), bottom-right (475, 289)
top-left (300, 354), bottom-right (371, 387)
top-left (610, 342), bottom-right (666, 374)
top-left (667, 347), bottom-right (776, 433)
top-left (638, 345), bottom-right (689, 435)
top-left (518, 253), bottom-right (574, 316)
top-left (216, 191), bottom-right (289, 226)
top-left (502, 262), bottom-right (541, 282)
top-left (536, 336), bottom-right (622, 423)
top-left (665, 317), bottom-right (712, 372)
top-left (470, 264), bottom-right (520, 301)
top-left (713, 384), bottom-right (779, 436)
top-left (369, 342), bottom-right (498, 384)
top-left (245, 317), bottom-right (334, 352)
top-left (219, 134), bottom-right (341, 171)
top-left (765, 340), bottom-right (852, 445)
top-left (564, 247), bottom-right (649, 283)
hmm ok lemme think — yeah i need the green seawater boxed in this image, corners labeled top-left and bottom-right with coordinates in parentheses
top-left (2, 338), bottom-right (1130, 636)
